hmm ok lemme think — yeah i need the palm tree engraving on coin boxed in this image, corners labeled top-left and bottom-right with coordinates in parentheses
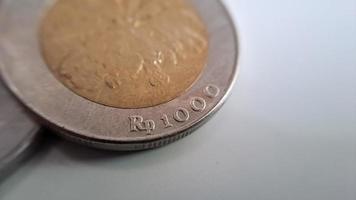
top-left (41, 0), bottom-right (208, 108)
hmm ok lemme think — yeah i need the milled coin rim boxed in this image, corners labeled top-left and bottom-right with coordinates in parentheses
top-left (0, 0), bottom-right (239, 150)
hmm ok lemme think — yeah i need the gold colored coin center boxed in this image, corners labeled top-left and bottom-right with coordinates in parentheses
top-left (41, 0), bottom-right (208, 108)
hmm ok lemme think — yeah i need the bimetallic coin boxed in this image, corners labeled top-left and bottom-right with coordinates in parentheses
top-left (0, 0), bottom-right (238, 151)
top-left (41, 0), bottom-right (209, 109)
top-left (0, 81), bottom-right (40, 176)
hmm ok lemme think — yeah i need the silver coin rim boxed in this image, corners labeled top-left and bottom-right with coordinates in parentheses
top-left (0, 0), bottom-right (41, 173)
top-left (0, 0), bottom-right (239, 150)
top-left (0, 81), bottom-right (41, 173)
top-left (0, 127), bottom-right (40, 175)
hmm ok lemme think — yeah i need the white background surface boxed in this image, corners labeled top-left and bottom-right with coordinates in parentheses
top-left (1, 0), bottom-right (355, 199)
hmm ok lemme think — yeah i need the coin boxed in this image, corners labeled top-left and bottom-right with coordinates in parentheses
top-left (0, 80), bottom-right (40, 176)
top-left (0, 0), bottom-right (238, 151)
top-left (41, 0), bottom-right (208, 108)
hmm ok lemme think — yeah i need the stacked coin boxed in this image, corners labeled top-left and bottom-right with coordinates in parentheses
top-left (0, 0), bottom-right (41, 177)
top-left (0, 0), bottom-right (238, 151)
top-left (0, 81), bottom-right (40, 176)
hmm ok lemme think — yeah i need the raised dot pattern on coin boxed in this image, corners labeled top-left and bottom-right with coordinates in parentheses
top-left (41, 0), bottom-right (208, 108)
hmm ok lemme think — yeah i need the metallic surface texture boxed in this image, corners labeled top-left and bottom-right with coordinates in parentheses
top-left (0, 81), bottom-right (40, 176)
top-left (41, 0), bottom-right (208, 108)
top-left (1, 0), bottom-right (355, 199)
top-left (0, 0), bottom-right (238, 150)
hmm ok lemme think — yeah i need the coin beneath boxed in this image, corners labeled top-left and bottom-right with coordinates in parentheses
top-left (41, 0), bottom-right (208, 108)
top-left (0, 0), bottom-right (238, 151)
top-left (0, 81), bottom-right (40, 175)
